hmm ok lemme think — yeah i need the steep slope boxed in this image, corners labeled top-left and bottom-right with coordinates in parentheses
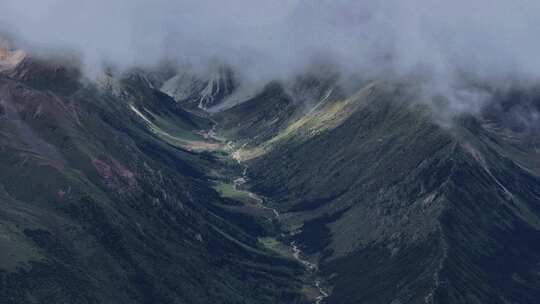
top-left (214, 82), bottom-right (297, 145)
top-left (213, 73), bottom-right (343, 148)
top-left (0, 57), bottom-right (305, 303)
top-left (216, 81), bottom-right (540, 303)
top-left (3, 47), bottom-right (540, 304)
top-left (161, 66), bottom-right (236, 111)
top-left (0, 47), bottom-right (25, 73)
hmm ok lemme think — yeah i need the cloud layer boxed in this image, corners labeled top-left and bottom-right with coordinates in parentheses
top-left (1, 0), bottom-right (540, 92)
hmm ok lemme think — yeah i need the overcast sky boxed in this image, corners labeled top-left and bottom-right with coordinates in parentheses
top-left (1, 0), bottom-right (540, 92)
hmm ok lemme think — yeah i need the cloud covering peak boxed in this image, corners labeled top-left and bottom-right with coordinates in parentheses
top-left (1, 0), bottom-right (540, 88)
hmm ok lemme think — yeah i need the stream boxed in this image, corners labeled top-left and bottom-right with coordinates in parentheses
top-left (201, 123), bottom-right (329, 303)
top-left (232, 157), bottom-right (329, 304)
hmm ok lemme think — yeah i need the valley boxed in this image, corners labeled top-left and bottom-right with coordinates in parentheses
top-left (68, 68), bottom-right (540, 304)
top-left (124, 78), bottom-right (338, 303)
top-left (188, 119), bottom-right (330, 303)
top-left (2, 2), bottom-right (540, 303)
top-left (1, 50), bottom-right (540, 304)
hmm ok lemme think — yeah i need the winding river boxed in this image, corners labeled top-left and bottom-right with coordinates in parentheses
top-left (233, 160), bottom-right (329, 303)
top-left (200, 123), bottom-right (329, 303)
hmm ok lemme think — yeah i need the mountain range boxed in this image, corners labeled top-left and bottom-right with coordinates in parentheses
top-left (1, 46), bottom-right (540, 304)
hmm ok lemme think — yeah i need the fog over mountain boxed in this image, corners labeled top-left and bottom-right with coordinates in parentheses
top-left (1, 0), bottom-right (540, 112)
top-left (3, 2), bottom-right (540, 304)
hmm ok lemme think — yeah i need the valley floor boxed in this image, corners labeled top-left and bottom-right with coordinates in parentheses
top-left (202, 123), bottom-right (330, 303)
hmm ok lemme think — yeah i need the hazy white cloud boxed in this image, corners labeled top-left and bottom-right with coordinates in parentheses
top-left (1, 0), bottom-right (540, 98)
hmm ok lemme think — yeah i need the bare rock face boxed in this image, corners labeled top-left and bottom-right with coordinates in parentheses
top-left (161, 66), bottom-right (236, 110)
top-left (0, 43), bottom-right (26, 73)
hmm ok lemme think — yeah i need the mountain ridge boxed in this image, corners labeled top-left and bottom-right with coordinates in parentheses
top-left (1, 48), bottom-right (540, 304)
top-left (211, 78), bottom-right (540, 303)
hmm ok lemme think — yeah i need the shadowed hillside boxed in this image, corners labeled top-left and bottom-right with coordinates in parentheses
top-left (2, 44), bottom-right (540, 304)
top-left (0, 57), bottom-right (305, 304)
top-left (215, 80), bottom-right (540, 304)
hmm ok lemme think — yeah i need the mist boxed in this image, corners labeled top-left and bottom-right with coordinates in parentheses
top-left (1, 0), bottom-right (540, 113)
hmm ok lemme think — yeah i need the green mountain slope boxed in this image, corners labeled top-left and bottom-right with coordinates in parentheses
top-left (216, 81), bottom-right (540, 304)
top-left (3, 48), bottom-right (540, 304)
top-left (0, 58), bottom-right (305, 304)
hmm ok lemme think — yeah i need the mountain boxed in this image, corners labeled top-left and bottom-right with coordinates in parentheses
top-left (215, 80), bottom-right (540, 303)
top-left (214, 71), bottom-right (343, 146)
top-left (2, 47), bottom-right (540, 304)
top-left (0, 46), bottom-right (25, 73)
top-left (0, 54), bottom-right (305, 304)
top-left (161, 66), bottom-right (236, 111)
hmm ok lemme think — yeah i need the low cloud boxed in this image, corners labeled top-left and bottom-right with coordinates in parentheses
top-left (1, 0), bottom-right (540, 112)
